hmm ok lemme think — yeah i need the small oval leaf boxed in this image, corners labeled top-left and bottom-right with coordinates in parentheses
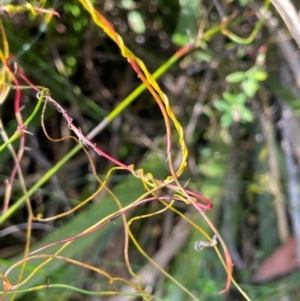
top-left (221, 113), bottom-right (233, 128)
top-left (242, 78), bottom-right (259, 97)
top-left (214, 100), bottom-right (230, 112)
top-left (226, 72), bottom-right (247, 83)
top-left (253, 70), bottom-right (268, 81)
top-left (222, 91), bottom-right (236, 104)
top-left (241, 107), bottom-right (254, 122)
top-left (128, 10), bottom-right (146, 34)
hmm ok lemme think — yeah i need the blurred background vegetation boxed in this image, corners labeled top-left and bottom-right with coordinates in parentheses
top-left (1, 0), bottom-right (300, 300)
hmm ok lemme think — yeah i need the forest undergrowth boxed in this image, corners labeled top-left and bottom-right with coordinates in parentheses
top-left (1, 1), bottom-right (300, 301)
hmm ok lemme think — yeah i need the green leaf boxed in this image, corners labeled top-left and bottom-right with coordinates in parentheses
top-left (121, 0), bottom-right (135, 9)
top-left (222, 91), bottom-right (236, 104)
top-left (172, 33), bottom-right (190, 47)
top-left (241, 106), bottom-right (254, 122)
top-left (220, 113), bottom-right (233, 128)
top-left (213, 100), bottom-right (230, 112)
top-left (239, 0), bottom-right (248, 7)
top-left (242, 77), bottom-right (259, 97)
top-left (195, 50), bottom-right (213, 63)
top-left (172, 0), bottom-right (200, 46)
top-left (253, 70), bottom-right (268, 81)
top-left (128, 10), bottom-right (146, 34)
top-left (225, 72), bottom-right (247, 83)
top-left (235, 93), bottom-right (247, 105)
